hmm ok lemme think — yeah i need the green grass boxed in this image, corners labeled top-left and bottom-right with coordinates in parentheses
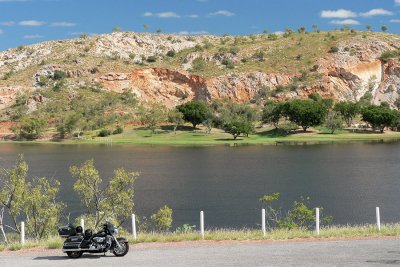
top-left (4, 125), bottom-right (400, 146)
top-left (1, 224), bottom-right (399, 253)
top-left (128, 224), bottom-right (400, 244)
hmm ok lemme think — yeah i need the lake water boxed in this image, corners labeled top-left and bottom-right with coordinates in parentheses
top-left (0, 142), bottom-right (400, 229)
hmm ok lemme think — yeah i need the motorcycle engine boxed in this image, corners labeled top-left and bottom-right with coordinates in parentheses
top-left (91, 236), bottom-right (112, 250)
top-left (91, 237), bottom-right (106, 250)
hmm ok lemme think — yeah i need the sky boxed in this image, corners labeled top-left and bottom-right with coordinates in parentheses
top-left (1, 0), bottom-right (400, 50)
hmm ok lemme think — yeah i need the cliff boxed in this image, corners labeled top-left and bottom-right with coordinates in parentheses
top-left (1, 31), bottom-right (400, 112)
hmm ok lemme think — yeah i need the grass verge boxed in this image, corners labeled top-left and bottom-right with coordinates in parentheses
top-left (1, 224), bottom-right (399, 252)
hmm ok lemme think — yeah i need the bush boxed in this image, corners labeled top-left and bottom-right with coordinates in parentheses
top-left (146, 56), bottom-right (157, 63)
top-left (151, 205), bottom-right (173, 231)
top-left (222, 59), bottom-right (235, 69)
top-left (192, 58), bottom-right (206, 72)
top-left (379, 50), bottom-right (400, 63)
top-left (53, 70), bottom-right (67, 80)
top-left (98, 129), bottom-right (111, 137)
top-left (175, 224), bottom-right (196, 233)
top-left (166, 50), bottom-right (176, 57)
top-left (329, 46), bottom-right (339, 53)
top-left (113, 126), bottom-right (124, 135)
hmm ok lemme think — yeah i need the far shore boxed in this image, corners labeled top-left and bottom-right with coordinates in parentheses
top-left (1, 127), bottom-right (400, 146)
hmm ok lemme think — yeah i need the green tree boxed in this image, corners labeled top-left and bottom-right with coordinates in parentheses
top-left (14, 117), bottom-right (48, 140)
top-left (381, 25), bottom-right (388, 32)
top-left (361, 105), bottom-right (396, 133)
top-left (262, 102), bottom-right (283, 128)
top-left (57, 112), bottom-right (84, 139)
top-left (202, 118), bottom-right (213, 134)
top-left (333, 101), bottom-right (360, 127)
top-left (151, 205), bottom-right (173, 231)
top-left (25, 177), bottom-right (63, 240)
top-left (168, 109), bottom-right (184, 133)
top-left (298, 26), bottom-right (306, 33)
top-left (224, 119), bottom-right (254, 139)
top-left (358, 92), bottom-right (373, 108)
top-left (140, 104), bottom-right (167, 134)
top-left (325, 111), bottom-right (344, 134)
top-left (259, 194), bottom-right (332, 230)
top-left (282, 100), bottom-right (327, 132)
top-left (70, 160), bottom-right (138, 229)
top-left (70, 160), bottom-right (105, 229)
top-left (366, 25), bottom-right (372, 31)
top-left (112, 27), bottom-right (122, 32)
top-left (0, 155), bottom-right (28, 242)
top-left (312, 24), bottom-right (318, 32)
top-left (105, 168), bottom-right (138, 226)
top-left (177, 101), bottom-right (211, 129)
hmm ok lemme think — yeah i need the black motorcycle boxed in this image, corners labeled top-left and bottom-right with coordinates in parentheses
top-left (58, 221), bottom-right (129, 258)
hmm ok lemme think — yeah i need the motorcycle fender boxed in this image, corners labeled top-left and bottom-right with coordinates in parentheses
top-left (117, 237), bottom-right (128, 243)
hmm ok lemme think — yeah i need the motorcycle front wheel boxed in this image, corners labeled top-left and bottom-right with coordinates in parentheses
top-left (67, 251), bottom-right (83, 258)
top-left (113, 242), bottom-right (129, 257)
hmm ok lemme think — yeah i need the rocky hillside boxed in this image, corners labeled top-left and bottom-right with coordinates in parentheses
top-left (1, 31), bottom-right (400, 112)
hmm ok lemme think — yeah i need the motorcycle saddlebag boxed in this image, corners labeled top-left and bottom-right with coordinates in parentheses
top-left (63, 236), bottom-right (83, 250)
top-left (58, 224), bottom-right (76, 238)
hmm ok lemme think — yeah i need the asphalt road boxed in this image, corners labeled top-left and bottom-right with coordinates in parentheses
top-left (1, 238), bottom-right (400, 267)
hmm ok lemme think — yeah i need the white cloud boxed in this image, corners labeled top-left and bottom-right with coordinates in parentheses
top-left (390, 19), bottom-right (400, 23)
top-left (360, 9), bottom-right (393, 17)
top-left (24, 34), bottom-right (43, 39)
top-left (19, 20), bottom-right (45, 26)
top-left (177, 30), bottom-right (208, 35)
top-left (209, 10), bottom-right (235, 17)
top-left (396, 0), bottom-right (400, 5)
top-left (187, 14), bottom-right (199, 18)
top-left (143, 11), bottom-right (180, 18)
top-left (330, 19), bottom-right (360, 25)
top-left (0, 21), bottom-right (15, 26)
top-left (0, 29), bottom-right (3, 34)
top-left (321, 9), bottom-right (357, 18)
top-left (51, 22), bottom-right (77, 27)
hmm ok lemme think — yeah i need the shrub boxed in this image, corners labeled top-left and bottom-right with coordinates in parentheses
top-left (175, 224), bottom-right (196, 233)
top-left (166, 50), bottom-right (176, 57)
top-left (98, 129), bottom-right (111, 137)
top-left (252, 50), bottom-right (266, 61)
top-left (53, 70), bottom-right (67, 80)
top-left (113, 126), bottom-right (124, 135)
top-left (329, 46), bottom-right (339, 53)
top-left (192, 58), bottom-right (206, 72)
top-left (222, 59), bottom-right (235, 69)
top-left (146, 56), bottom-right (157, 63)
top-left (151, 205), bottom-right (173, 231)
top-left (379, 50), bottom-right (400, 63)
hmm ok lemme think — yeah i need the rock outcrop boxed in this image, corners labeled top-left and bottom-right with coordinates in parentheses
top-left (1, 32), bottom-right (400, 110)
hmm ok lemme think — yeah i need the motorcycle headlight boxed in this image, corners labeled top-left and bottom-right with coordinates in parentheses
top-left (114, 227), bottom-right (118, 235)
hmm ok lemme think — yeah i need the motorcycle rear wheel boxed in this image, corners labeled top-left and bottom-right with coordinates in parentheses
top-left (113, 242), bottom-right (129, 257)
top-left (67, 251), bottom-right (83, 258)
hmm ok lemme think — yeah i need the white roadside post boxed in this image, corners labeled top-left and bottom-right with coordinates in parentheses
top-left (200, 211), bottom-right (205, 239)
top-left (261, 209), bottom-right (266, 236)
top-left (316, 208), bottom-right (320, 235)
top-left (21, 221), bottom-right (25, 245)
top-left (132, 214), bottom-right (137, 240)
top-left (81, 218), bottom-right (85, 231)
top-left (376, 207), bottom-right (381, 231)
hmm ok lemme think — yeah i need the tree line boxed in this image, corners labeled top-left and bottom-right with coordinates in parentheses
top-left (140, 94), bottom-right (400, 140)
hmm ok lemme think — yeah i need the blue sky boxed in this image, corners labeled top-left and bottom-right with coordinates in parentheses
top-left (1, 0), bottom-right (400, 51)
